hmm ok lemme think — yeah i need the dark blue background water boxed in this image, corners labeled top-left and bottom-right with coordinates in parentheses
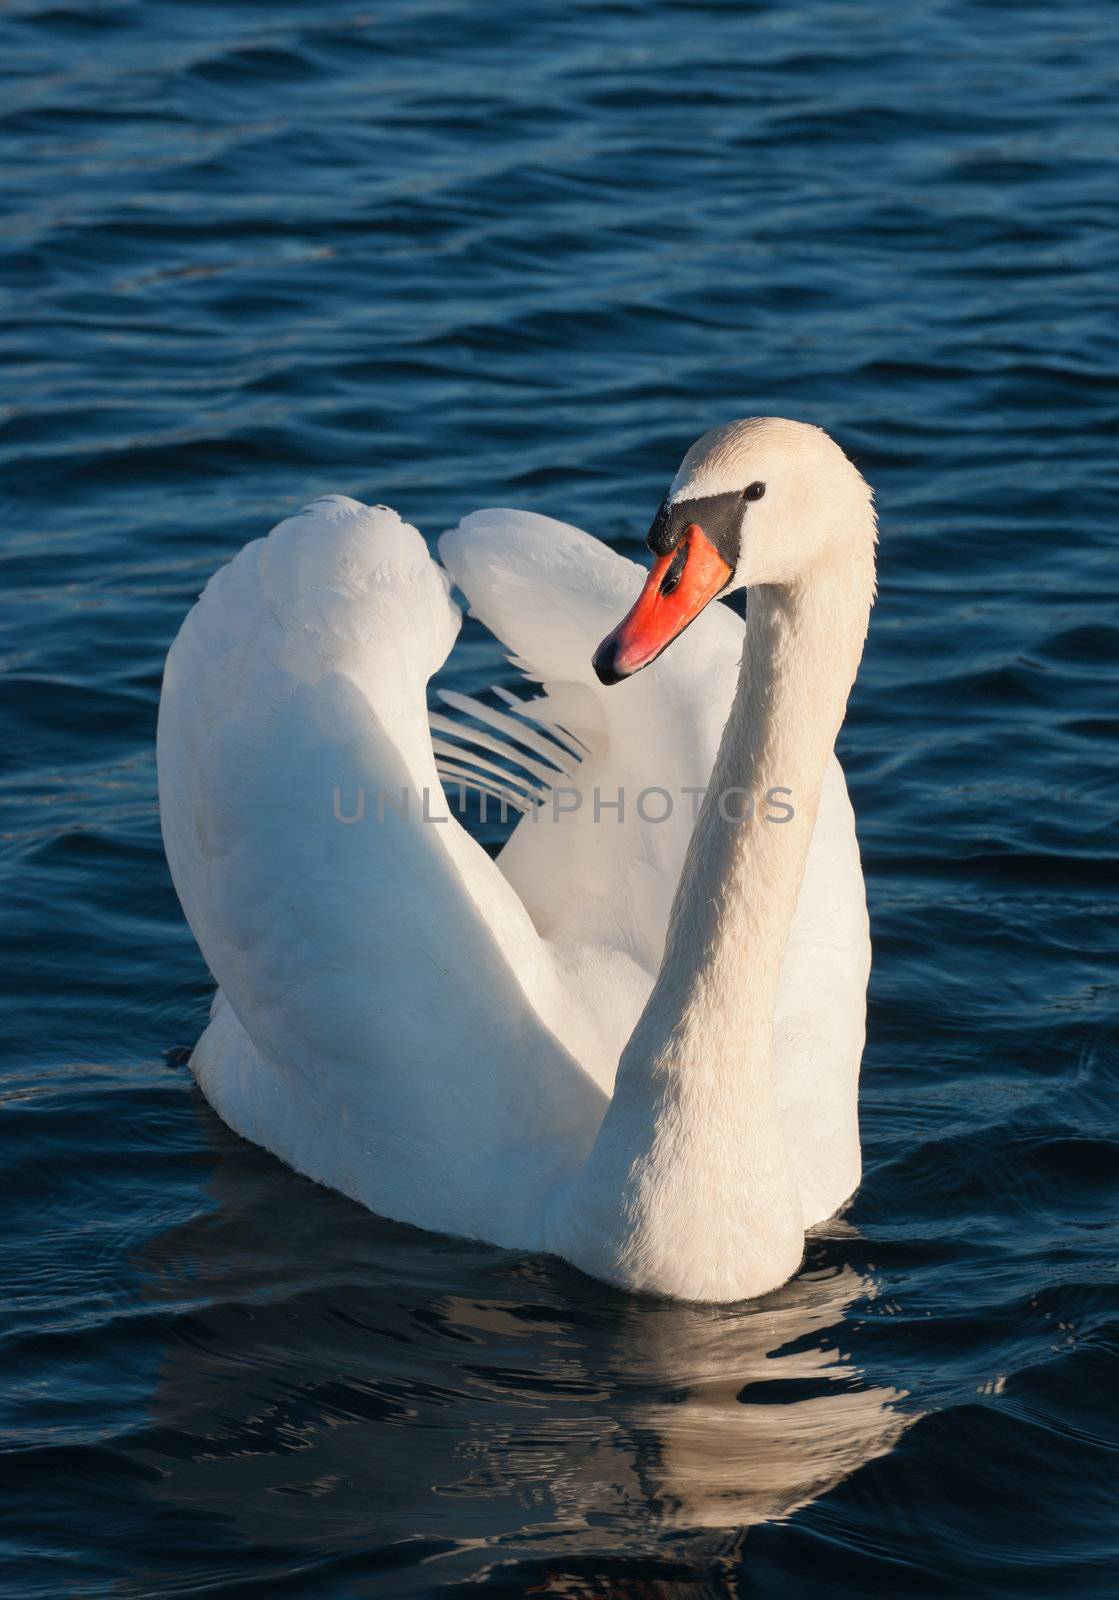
top-left (2, 2), bottom-right (1116, 1594)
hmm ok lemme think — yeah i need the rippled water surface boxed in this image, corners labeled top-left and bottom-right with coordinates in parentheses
top-left (2, 1), bottom-right (1117, 1594)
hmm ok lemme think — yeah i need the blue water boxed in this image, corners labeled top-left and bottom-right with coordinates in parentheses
top-left (2, 1), bottom-right (1117, 1594)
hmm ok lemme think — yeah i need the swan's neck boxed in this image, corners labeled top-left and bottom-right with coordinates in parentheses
top-left (652, 554), bottom-right (873, 1084)
top-left (554, 547), bottom-right (874, 1301)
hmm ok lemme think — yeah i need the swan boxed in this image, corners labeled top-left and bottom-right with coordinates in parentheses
top-left (158, 417), bottom-right (876, 1303)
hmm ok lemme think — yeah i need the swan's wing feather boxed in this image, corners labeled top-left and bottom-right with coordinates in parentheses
top-left (429, 688), bottom-right (584, 815)
top-left (438, 690), bottom-right (580, 774)
top-left (158, 497), bottom-right (602, 1244)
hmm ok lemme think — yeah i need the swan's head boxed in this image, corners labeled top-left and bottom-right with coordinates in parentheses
top-left (593, 417), bottom-right (872, 684)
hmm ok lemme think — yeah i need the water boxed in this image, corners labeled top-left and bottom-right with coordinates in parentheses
top-left (2, 1), bottom-right (1116, 1593)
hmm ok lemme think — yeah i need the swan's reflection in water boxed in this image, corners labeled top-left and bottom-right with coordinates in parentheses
top-left (134, 1120), bottom-right (913, 1587)
top-left (442, 1262), bottom-right (909, 1538)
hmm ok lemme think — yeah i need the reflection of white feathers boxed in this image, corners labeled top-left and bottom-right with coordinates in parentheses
top-left (630, 1262), bottom-right (910, 1529)
top-left (159, 422), bottom-right (873, 1301)
top-left (137, 1152), bottom-right (913, 1562)
top-left (416, 1262), bottom-right (912, 1539)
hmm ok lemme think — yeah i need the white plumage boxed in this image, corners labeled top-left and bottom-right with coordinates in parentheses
top-left (159, 419), bottom-right (875, 1301)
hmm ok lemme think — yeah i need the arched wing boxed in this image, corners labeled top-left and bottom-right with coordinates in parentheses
top-left (157, 497), bottom-right (604, 1245)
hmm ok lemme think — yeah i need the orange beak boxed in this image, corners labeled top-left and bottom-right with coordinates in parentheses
top-left (593, 523), bottom-right (733, 684)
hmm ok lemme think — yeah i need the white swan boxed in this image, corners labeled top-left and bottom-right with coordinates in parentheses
top-left (158, 417), bottom-right (876, 1303)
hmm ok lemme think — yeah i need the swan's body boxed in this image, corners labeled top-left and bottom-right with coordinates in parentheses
top-left (159, 418), bottom-right (875, 1302)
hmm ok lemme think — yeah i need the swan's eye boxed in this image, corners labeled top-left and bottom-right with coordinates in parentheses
top-left (743, 482), bottom-right (766, 503)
